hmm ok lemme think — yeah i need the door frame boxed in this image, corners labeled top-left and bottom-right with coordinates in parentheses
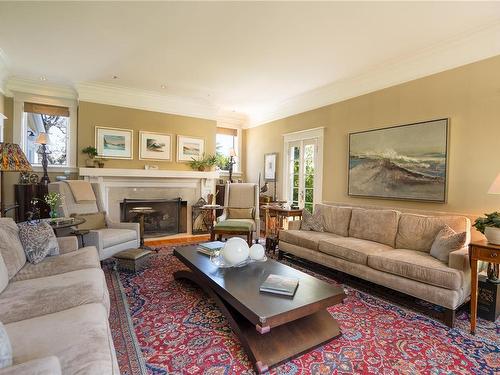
top-left (282, 127), bottom-right (324, 207)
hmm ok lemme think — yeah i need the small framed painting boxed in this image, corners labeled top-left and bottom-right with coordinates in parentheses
top-left (139, 131), bottom-right (172, 161)
top-left (177, 135), bottom-right (204, 162)
top-left (264, 153), bottom-right (278, 181)
top-left (95, 126), bottom-right (133, 160)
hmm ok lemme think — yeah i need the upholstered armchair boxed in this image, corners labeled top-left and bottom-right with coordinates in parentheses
top-left (48, 181), bottom-right (139, 260)
top-left (214, 182), bottom-right (260, 243)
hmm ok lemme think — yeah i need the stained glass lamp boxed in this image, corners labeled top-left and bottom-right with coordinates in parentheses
top-left (0, 143), bottom-right (32, 217)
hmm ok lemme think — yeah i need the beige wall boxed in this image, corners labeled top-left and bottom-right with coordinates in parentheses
top-left (245, 55), bottom-right (500, 215)
top-left (78, 101), bottom-right (217, 170)
top-left (0, 93), bottom-right (4, 115)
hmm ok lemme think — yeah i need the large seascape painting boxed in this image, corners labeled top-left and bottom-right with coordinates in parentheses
top-left (348, 118), bottom-right (448, 202)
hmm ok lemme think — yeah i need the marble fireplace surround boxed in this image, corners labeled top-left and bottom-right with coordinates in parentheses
top-left (79, 168), bottom-right (219, 235)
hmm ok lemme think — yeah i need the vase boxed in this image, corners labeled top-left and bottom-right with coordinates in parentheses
top-left (49, 210), bottom-right (58, 223)
top-left (485, 227), bottom-right (500, 245)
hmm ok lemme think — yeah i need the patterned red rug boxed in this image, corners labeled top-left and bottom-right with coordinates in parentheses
top-left (105, 245), bottom-right (500, 374)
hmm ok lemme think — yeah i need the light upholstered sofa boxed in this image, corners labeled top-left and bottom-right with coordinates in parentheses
top-left (279, 202), bottom-right (483, 327)
top-left (0, 218), bottom-right (119, 374)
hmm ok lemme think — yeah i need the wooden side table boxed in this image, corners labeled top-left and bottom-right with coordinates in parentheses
top-left (262, 205), bottom-right (303, 253)
top-left (469, 240), bottom-right (500, 334)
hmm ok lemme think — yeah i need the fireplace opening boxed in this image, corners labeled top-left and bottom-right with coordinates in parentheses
top-left (120, 198), bottom-right (187, 237)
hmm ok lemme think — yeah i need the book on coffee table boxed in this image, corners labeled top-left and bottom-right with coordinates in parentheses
top-left (260, 274), bottom-right (299, 296)
top-left (197, 241), bottom-right (225, 256)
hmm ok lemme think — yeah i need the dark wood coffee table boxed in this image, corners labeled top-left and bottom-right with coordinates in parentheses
top-left (173, 245), bottom-right (345, 373)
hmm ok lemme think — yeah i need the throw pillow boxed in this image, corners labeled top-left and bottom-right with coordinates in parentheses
top-left (0, 218), bottom-right (27, 280)
top-left (0, 322), bottom-right (12, 369)
top-left (301, 209), bottom-right (324, 232)
top-left (70, 212), bottom-right (107, 231)
top-left (227, 207), bottom-right (254, 219)
top-left (430, 225), bottom-right (467, 263)
top-left (17, 221), bottom-right (60, 264)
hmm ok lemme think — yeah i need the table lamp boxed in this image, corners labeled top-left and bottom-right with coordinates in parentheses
top-left (228, 148), bottom-right (237, 183)
top-left (0, 143), bottom-right (32, 217)
top-left (35, 132), bottom-right (50, 185)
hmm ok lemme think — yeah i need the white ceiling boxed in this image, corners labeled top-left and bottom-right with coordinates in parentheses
top-left (1, 2), bottom-right (500, 126)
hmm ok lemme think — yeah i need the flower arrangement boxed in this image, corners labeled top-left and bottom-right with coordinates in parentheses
top-left (188, 154), bottom-right (217, 171)
top-left (44, 192), bottom-right (62, 220)
top-left (473, 212), bottom-right (500, 234)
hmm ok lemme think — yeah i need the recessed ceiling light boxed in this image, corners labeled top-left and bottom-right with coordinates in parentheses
top-left (39, 76), bottom-right (47, 81)
top-left (160, 84), bottom-right (167, 89)
top-left (112, 75), bottom-right (119, 80)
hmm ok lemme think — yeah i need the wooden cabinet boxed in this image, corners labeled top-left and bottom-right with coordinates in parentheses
top-left (14, 184), bottom-right (50, 222)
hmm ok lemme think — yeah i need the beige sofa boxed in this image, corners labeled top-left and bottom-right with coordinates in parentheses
top-left (279, 203), bottom-right (482, 327)
top-left (0, 218), bottom-right (119, 374)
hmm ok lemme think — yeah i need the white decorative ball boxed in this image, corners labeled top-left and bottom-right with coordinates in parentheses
top-left (249, 244), bottom-right (265, 260)
top-left (222, 239), bottom-right (249, 265)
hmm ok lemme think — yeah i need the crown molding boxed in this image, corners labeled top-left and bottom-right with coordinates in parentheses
top-left (6, 77), bottom-right (77, 99)
top-left (76, 82), bottom-right (218, 121)
top-left (216, 110), bottom-right (248, 129)
top-left (245, 21), bottom-right (500, 128)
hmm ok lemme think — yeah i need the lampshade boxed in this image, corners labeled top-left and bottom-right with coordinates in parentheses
top-left (229, 148), bottom-right (237, 157)
top-left (488, 173), bottom-right (500, 194)
top-left (35, 132), bottom-right (50, 145)
top-left (0, 143), bottom-right (32, 172)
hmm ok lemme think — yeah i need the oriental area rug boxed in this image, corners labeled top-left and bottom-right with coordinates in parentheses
top-left (105, 244), bottom-right (500, 375)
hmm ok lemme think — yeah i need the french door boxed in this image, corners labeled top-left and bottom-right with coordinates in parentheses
top-left (283, 128), bottom-right (324, 213)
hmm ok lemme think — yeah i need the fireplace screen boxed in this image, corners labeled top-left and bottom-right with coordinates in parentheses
top-left (120, 198), bottom-right (185, 237)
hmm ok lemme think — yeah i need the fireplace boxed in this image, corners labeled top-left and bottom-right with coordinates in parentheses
top-left (120, 198), bottom-right (187, 237)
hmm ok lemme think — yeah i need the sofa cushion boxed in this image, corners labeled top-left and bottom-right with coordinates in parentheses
top-left (96, 229), bottom-right (138, 248)
top-left (430, 225), bottom-right (467, 263)
top-left (395, 213), bottom-right (470, 252)
top-left (0, 322), bottom-right (12, 369)
top-left (0, 218), bottom-right (26, 280)
top-left (315, 204), bottom-right (352, 236)
top-left (0, 356), bottom-right (61, 375)
top-left (367, 249), bottom-right (463, 290)
top-left (279, 230), bottom-right (338, 250)
top-left (11, 246), bottom-right (100, 282)
top-left (17, 222), bottom-right (59, 264)
top-left (0, 268), bottom-right (109, 324)
top-left (0, 254), bottom-right (7, 294)
top-left (349, 208), bottom-right (400, 247)
top-left (318, 237), bottom-right (393, 265)
top-left (5, 303), bottom-right (118, 375)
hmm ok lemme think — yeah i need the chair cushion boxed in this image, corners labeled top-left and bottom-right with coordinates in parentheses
top-left (0, 218), bottom-right (26, 280)
top-left (396, 213), bottom-right (470, 252)
top-left (0, 268), bottom-right (109, 324)
top-left (227, 207), bottom-right (254, 219)
top-left (11, 247), bottom-right (100, 282)
top-left (71, 212), bottom-right (107, 231)
top-left (367, 249), bottom-right (464, 290)
top-left (215, 219), bottom-right (254, 232)
top-left (279, 230), bottom-right (338, 250)
top-left (5, 303), bottom-right (117, 375)
top-left (349, 208), bottom-right (400, 247)
top-left (97, 229), bottom-right (137, 248)
top-left (430, 225), bottom-right (467, 263)
top-left (315, 204), bottom-right (352, 236)
top-left (17, 222), bottom-right (59, 264)
top-left (318, 237), bottom-right (393, 265)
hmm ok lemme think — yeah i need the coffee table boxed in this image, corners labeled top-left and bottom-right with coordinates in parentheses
top-left (173, 245), bottom-right (345, 373)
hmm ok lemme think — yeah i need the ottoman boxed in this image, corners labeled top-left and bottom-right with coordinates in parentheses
top-left (114, 248), bottom-right (152, 272)
top-left (211, 219), bottom-right (254, 245)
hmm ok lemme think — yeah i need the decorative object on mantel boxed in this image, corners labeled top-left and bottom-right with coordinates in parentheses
top-left (144, 165), bottom-right (159, 170)
top-left (0, 143), bottom-right (32, 217)
top-left (139, 131), bottom-right (172, 161)
top-left (177, 135), bottom-right (204, 162)
top-left (35, 132), bottom-right (51, 184)
top-left (82, 146), bottom-right (98, 167)
top-left (188, 154), bottom-right (216, 172)
top-left (96, 126), bottom-right (133, 160)
top-left (349, 118), bottom-right (448, 202)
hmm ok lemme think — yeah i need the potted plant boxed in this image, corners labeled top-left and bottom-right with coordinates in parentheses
top-left (473, 212), bottom-right (500, 245)
top-left (188, 154), bottom-right (217, 172)
top-left (44, 192), bottom-right (61, 223)
top-left (82, 146), bottom-right (98, 168)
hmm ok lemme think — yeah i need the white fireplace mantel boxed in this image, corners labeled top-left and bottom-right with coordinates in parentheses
top-left (79, 167), bottom-right (220, 180)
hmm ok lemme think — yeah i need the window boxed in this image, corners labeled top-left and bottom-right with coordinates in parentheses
top-left (22, 102), bottom-right (71, 167)
top-left (216, 127), bottom-right (239, 171)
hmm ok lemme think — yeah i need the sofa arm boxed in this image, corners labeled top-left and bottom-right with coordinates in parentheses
top-left (83, 230), bottom-right (104, 251)
top-left (0, 356), bottom-right (61, 375)
top-left (287, 220), bottom-right (302, 231)
top-left (449, 247), bottom-right (487, 273)
top-left (57, 236), bottom-right (79, 254)
top-left (107, 220), bottom-right (140, 238)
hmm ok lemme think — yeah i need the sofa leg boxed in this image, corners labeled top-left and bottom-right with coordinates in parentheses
top-left (443, 308), bottom-right (456, 328)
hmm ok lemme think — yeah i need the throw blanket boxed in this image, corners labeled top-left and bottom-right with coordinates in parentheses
top-left (64, 180), bottom-right (96, 202)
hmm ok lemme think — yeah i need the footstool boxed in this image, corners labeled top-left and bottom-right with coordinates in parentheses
top-left (211, 220), bottom-right (253, 245)
top-left (114, 248), bottom-right (152, 272)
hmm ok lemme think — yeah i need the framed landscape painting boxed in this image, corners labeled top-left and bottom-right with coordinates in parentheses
top-left (348, 118), bottom-right (449, 202)
top-left (95, 126), bottom-right (133, 160)
top-left (139, 131), bottom-right (172, 161)
top-left (177, 135), bottom-right (204, 162)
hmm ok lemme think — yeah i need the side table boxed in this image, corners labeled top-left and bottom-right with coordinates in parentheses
top-left (469, 240), bottom-right (500, 333)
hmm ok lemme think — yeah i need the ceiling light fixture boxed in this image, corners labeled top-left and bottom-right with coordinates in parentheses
top-left (112, 75), bottom-right (119, 79)
top-left (160, 84), bottom-right (167, 89)
top-left (39, 76), bottom-right (47, 81)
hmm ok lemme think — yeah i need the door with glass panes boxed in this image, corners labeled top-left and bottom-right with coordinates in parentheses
top-left (287, 138), bottom-right (319, 212)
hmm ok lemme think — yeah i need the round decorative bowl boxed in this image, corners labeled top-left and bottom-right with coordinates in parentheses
top-left (210, 253), bottom-right (267, 268)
